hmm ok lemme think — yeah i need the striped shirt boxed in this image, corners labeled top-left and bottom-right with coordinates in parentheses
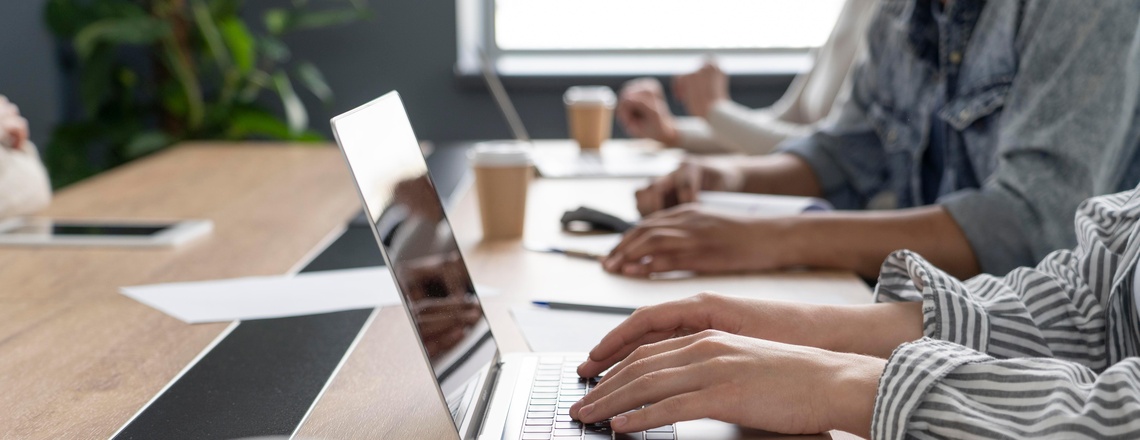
top-left (871, 187), bottom-right (1140, 439)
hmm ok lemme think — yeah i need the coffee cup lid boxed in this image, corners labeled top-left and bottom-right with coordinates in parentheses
top-left (469, 141), bottom-right (532, 167)
top-left (563, 86), bottom-right (616, 107)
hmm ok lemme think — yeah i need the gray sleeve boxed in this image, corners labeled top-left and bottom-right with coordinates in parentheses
top-left (939, 2), bottom-right (1140, 274)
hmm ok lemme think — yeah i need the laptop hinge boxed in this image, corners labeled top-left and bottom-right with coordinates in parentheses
top-left (459, 360), bottom-right (503, 440)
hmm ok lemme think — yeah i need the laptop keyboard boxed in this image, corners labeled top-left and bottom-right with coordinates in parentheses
top-left (521, 356), bottom-right (677, 440)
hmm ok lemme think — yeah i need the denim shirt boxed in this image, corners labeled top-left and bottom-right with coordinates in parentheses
top-left (782, 0), bottom-right (1140, 275)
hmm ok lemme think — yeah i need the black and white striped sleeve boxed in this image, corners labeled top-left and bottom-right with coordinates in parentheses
top-left (867, 189), bottom-right (1140, 439)
top-left (873, 338), bottom-right (1140, 439)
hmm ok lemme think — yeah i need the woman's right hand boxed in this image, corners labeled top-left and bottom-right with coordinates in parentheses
top-left (576, 292), bottom-right (835, 379)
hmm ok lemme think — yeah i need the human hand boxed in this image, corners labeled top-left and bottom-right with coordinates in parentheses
top-left (0, 95), bottom-right (29, 150)
top-left (576, 293), bottom-right (841, 379)
top-left (603, 205), bottom-right (789, 276)
top-left (634, 159), bottom-right (744, 216)
top-left (616, 78), bottom-right (680, 145)
top-left (570, 330), bottom-right (883, 437)
top-left (672, 61), bottom-right (729, 118)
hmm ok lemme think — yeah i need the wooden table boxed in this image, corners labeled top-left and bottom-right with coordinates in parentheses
top-left (0, 143), bottom-right (872, 439)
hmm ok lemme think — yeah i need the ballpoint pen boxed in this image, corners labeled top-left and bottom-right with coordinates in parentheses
top-left (531, 300), bottom-right (637, 315)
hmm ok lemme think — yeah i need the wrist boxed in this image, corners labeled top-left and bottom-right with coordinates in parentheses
top-left (695, 98), bottom-right (728, 119)
top-left (660, 123), bottom-right (681, 146)
top-left (825, 353), bottom-right (885, 438)
top-left (770, 216), bottom-right (815, 269)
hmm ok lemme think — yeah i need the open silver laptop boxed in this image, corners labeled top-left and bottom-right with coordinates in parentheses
top-left (478, 52), bottom-right (681, 179)
top-left (331, 92), bottom-right (748, 440)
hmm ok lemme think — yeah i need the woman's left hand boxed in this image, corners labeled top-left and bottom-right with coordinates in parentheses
top-left (569, 330), bottom-right (884, 437)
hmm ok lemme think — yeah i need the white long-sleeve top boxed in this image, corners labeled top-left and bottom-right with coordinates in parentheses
top-left (0, 142), bottom-right (51, 217)
top-left (870, 186), bottom-right (1140, 438)
top-left (673, 0), bottom-right (879, 155)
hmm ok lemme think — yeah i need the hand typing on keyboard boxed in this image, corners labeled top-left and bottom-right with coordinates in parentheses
top-left (567, 294), bottom-right (887, 437)
top-left (522, 357), bottom-right (676, 440)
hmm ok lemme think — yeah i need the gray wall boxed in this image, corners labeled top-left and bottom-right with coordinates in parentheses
top-left (0, 0), bottom-right (791, 153)
top-left (0, 0), bottom-right (60, 152)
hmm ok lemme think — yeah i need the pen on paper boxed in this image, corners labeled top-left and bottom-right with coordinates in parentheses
top-left (532, 301), bottom-right (637, 315)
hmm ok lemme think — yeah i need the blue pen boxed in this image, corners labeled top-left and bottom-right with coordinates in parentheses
top-left (532, 300), bottom-right (637, 315)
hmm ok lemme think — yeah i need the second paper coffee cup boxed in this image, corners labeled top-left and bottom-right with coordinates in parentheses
top-left (470, 142), bottom-right (533, 240)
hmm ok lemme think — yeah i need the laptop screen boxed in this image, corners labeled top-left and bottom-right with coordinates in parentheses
top-left (331, 92), bottom-right (499, 428)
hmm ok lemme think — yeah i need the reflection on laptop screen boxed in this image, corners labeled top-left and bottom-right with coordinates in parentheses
top-left (331, 92), bottom-right (499, 427)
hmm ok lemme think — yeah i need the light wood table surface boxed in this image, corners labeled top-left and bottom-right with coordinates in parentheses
top-left (0, 143), bottom-right (361, 438)
top-left (0, 143), bottom-right (872, 439)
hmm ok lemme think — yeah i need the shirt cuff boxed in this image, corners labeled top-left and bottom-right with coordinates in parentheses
top-left (873, 250), bottom-right (992, 352)
top-left (780, 134), bottom-right (863, 209)
top-left (871, 339), bottom-right (993, 440)
top-left (939, 188), bottom-right (1036, 275)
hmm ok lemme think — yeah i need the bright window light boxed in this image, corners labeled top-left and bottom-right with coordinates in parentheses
top-left (495, 0), bottom-right (846, 51)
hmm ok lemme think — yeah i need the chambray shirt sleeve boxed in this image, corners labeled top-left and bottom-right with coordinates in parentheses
top-left (939, 2), bottom-right (1140, 274)
top-left (779, 59), bottom-right (890, 210)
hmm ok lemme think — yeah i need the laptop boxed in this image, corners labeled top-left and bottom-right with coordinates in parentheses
top-left (478, 51), bottom-right (682, 179)
top-left (331, 92), bottom-right (750, 439)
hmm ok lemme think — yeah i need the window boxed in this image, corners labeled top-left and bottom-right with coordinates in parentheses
top-left (457, 0), bottom-right (846, 77)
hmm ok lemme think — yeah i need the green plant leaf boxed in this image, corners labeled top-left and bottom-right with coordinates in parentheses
top-left (295, 62), bottom-right (333, 104)
top-left (74, 16), bottom-right (169, 59)
top-left (264, 8), bottom-right (368, 35)
top-left (161, 37), bottom-right (206, 131)
top-left (264, 8), bottom-right (290, 36)
top-left (258, 36), bottom-right (291, 63)
top-left (273, 72), bottom-right (307, 136)
top-left (219, 18), bottom-right (256, 73)
top-left (225, 107), bottom-right (294, 140)
top-left (209, 0), bottom-right (242, 17)
top-left (123, 131), bottom-right (173, 158)
top-left (190, 0), bottom-right (230, 71)
top-left (79, 45), bottom-right (116, 117)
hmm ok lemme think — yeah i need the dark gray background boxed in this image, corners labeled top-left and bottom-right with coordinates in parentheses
top-left (0, 0), bottom-right (792, 156)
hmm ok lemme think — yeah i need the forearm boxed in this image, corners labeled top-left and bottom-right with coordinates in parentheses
top-left (736, 153), bottom-right (823, 197)
top-left (814, 303), bottom-right (923, 359)
top-left (780, 205), bottom-right (980, 279)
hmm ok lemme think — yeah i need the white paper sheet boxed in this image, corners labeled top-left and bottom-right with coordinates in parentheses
top-left (121, 267), bottom-right (497, 324)
top-left (510, 305), bottom-right (630, 352)
top-left (698, 191), bottom-right (832, 216)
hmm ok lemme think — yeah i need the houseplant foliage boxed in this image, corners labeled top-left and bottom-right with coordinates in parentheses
top-left (43, 0), bottom-right (368, 187)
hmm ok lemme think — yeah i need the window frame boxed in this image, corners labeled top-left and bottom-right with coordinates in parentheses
top-left (456, 0), bottom-right (822, 80)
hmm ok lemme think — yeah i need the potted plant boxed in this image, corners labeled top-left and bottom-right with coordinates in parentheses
top-left (44, 0), bottom-right (369, 187)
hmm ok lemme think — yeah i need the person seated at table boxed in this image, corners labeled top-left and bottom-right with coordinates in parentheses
top-left (617, 0), bottom-right (879, 155)
top-left (604, 1), bottom-right (1140, 280)
top-left (0, 95), bottom-right (51, 217)
top-left (571, 184), bottom-right (1140, 438)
